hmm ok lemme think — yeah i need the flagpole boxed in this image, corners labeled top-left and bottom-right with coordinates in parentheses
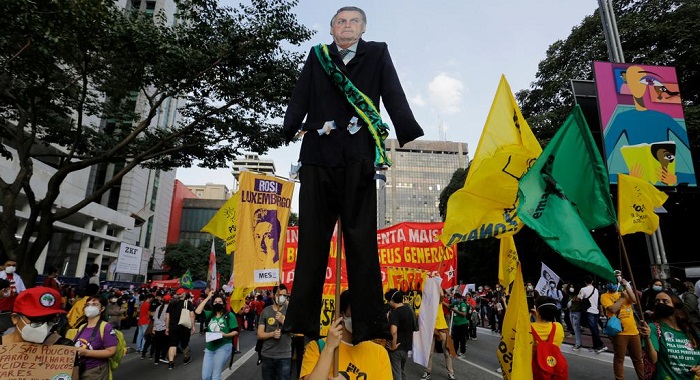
top-left (617, 233), bottom-right (645, 319)
top-left (333, 218), bottom-right (343, 378)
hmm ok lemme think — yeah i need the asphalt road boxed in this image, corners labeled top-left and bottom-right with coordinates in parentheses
top-left (115, 325), bottom-right (637, 379)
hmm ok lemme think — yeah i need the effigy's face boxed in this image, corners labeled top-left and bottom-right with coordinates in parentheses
top-left (331, 11), bottom-right (365, 43)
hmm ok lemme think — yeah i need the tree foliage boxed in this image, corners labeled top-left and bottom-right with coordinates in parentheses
top-left (162, 239), bottom-right (231, 282)
top-left (517, 0), bottom-right (700, 155)
top-left (0, 0), bottom-right (312, 281)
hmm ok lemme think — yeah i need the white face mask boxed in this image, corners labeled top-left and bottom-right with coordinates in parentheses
top-left (84, 306), bottom-right (101, 318)
top-left (276, 295), bottom-right (287, 305)
top-left (19, 318), bottom-right (50, 344)
top-left (569, 288), bottom-right (575, 293)
top-left (343, 317), bottom-right (353, 333)
top-left (5, 266), bottom-right (16, 274)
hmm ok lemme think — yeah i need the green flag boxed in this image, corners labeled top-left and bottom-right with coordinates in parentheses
top-left (517, 105), bottom-right (616, 282)
top-left (180, 269), bottom-right (193, 289)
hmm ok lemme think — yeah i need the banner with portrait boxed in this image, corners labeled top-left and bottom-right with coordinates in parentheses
top-left (594, 61), bottom-right (696, 186)
top-left (234, 172), bottom-right (295, 288)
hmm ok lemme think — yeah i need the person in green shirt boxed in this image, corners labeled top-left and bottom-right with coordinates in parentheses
top-left (450, 292), bottom-right (469, 357)
top-left (195, 290), bottom-right (238, 380)
top-left (639, 290), bottom-right (700, 379)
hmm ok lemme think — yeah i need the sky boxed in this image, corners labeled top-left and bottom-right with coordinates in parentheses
top-left (175, 0), bottom-right (601, 211)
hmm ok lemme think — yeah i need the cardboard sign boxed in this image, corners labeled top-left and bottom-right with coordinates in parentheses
top-left (0, 342), bottom-right (76, 380)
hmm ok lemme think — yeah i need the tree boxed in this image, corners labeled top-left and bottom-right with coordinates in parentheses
top-left (162, 240), bottom-right (231, 282)
top-left (517, 0), bottom-right (700, 155)
top-left (515, 0), bottom-right (700, 278)
top-left (0, 0), bottom-right (312, 282)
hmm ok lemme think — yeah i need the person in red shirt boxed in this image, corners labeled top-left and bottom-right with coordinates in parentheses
top-left (137, 293), bottom-right (154, 354)
top-left (42, 266), bottom-right (60, 290)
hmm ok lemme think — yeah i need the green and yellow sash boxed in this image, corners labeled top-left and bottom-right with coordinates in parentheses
top-left (313, 43), bottom-right (391, 168)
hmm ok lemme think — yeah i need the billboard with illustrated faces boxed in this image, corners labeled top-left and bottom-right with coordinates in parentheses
top-left (593, 61), bottom-right (696, 186)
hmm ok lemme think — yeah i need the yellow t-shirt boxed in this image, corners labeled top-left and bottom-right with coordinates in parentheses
top-left (300, 339), bottom-right (391, 380)
top-left (435, 303), bottom-right (448, 330)
top-left (600, 291), bottom-right (639, 335)
top-left (531, 322), bottom-right (564, 346)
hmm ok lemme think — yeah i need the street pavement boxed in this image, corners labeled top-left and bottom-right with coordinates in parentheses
top-left (114, 324), bottom-right (637, 379)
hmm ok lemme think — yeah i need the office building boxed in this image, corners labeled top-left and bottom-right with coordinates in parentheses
top-left (380, 138), bottom-right (469, 227)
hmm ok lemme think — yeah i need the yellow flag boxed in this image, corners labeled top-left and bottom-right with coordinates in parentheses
top-left (201, 191), bottom-right (239, 255)
top-left (441, 75), bottom-right (541, 247)
top-left (229, 286), bottom-right (255, 314)
top-left (496, 239), bottom-right (533, 380)
top-left (618, 173), bottom-right (669, 235)
top-left (233, 172), bottom-right (295, 288)
top-left (498, 235), bottom-right (518, 296)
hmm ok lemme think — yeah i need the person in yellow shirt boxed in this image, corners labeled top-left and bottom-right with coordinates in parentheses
top-left (531, 296), bottom-right (565, 346)
top-left (420, 288), bottom-right (455, 380)
top-left (300, 290), bottom-right (391, 380)
top-left (600, 275), bottom-right (644, 379)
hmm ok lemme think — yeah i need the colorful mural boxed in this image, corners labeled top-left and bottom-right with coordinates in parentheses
top-left (594, 61), bottom-right (696, 186)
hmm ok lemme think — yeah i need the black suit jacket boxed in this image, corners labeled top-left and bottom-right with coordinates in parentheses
top-left (283, 39), bottom-right (424, 167)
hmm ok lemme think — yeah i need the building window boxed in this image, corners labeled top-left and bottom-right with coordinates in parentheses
top-left (144, 216), bottom-right (154, 248)
top-left (150, 170), bottom-right (160, 212)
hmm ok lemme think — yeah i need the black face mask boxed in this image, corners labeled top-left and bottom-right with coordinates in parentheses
top-left (654, 303), bottom-right (675, 318)
top-left (213, 303), bottom-right (225, 313)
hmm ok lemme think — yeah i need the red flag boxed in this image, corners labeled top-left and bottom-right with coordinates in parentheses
top-left (208, 240), bottom-right (217, 290)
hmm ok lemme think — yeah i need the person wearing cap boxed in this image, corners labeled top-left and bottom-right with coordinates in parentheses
top-left (3, 286), bottom-right (67, 345)
top-left (165, 288), bottom-right (195, 369)
top-left (2, 286), bottom-right (79, 377)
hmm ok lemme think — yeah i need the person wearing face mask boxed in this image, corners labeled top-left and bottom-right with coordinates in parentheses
top-left (0, 260), bottom-right (26, 314)
top-left (640, 278), bottom-right (665, 322)
top-left (300, 289), bottom-right (391, 380)
top-left (195, 290), bottom-right (238, 380)
top-left (546, 280), bottom-right (563, 324)
top-left (2, 286), bottom-right (80, 377)
top-left (567, 283), bottom-right (584, 351)
top-left (600, 276), bottom-right (643, 379)
top-left (257, 284), bottom-right (292, 380)
top-left (72, 296), bottom-right (118, 380)
top-left (165, 288), bottom-right (195, 370)
top-left (639, 290), bottom-right (700, 379)
top-left (106, 294), bottom-right (121, 329)
top-left (152, 294), bottom-right (171, 365)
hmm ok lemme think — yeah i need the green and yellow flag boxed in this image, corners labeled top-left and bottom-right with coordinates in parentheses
top-left (496, 236), bottom-right (533, 380)
top-left (201, 191), bottom-right (240, 255)
top-left (618, 173), bottom-right (668, 235)
top-left (180, 269), bottom-right (193, 289)
top-left (517, 106), bottom-right (616, 282)
top-left (441, 75), bottom-right (541, 247)
top-left (233, 172), bottom-right (295, 288)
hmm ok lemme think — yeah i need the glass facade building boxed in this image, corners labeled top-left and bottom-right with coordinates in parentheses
top-left (379, 139), bottom-right (469, 227)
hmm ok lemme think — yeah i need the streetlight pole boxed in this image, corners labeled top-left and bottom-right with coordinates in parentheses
top-left (597, 0), bottom-right (668, 279)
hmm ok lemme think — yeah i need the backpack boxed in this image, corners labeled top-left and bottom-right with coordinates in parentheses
top-left (531, 323), bottom-right (568, 380)
top-left (67, 320), bottom-right (127, 377)
top-left (581, 288), bottom-right (596, 311)
top-left (76, 275), bottom-right (90, 297)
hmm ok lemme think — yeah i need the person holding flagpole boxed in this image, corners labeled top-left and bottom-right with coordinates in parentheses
top-left (282, 5), bottom-right (423, 343)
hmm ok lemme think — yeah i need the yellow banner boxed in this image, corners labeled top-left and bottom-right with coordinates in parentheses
top-left (496, 239), bottom-right (533, 380)
top-left (386, 267), bottom-right (428, 312)
top-left (233, 172), bottom-right (295, 288)
top-left (618, 173), bottom-right (669, 235)
top-left (201, 190), bottom-right (239, 254)
top-left (498, 235), bottom-right (518, 296)
top-left (441, 75), bottom-right (541, 247)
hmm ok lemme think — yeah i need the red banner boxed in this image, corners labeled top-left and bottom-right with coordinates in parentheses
top-left (282, 222), bottom-right (457, 292)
